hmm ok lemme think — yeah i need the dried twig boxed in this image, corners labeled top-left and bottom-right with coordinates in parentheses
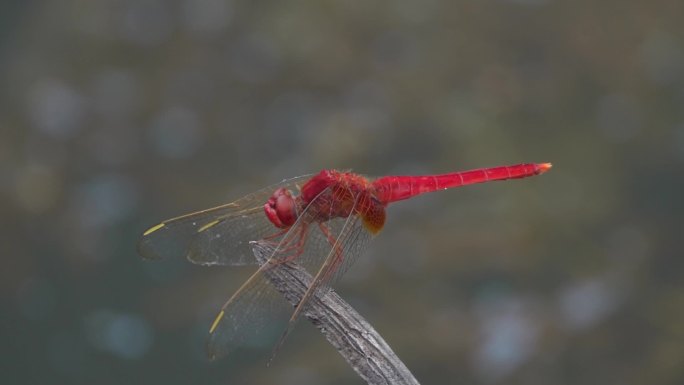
top-left (261, 258), bottom-right (420, 385)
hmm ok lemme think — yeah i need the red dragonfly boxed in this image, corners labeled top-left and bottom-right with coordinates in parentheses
top-left (138, 162), bottom-right (551, 360)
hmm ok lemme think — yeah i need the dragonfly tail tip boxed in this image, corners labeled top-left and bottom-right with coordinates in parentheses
top-left (537, 163), bottom-right (553, 174)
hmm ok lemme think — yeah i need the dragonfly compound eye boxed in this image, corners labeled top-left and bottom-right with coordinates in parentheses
top-left (263, 188), bottom-right (297, 228)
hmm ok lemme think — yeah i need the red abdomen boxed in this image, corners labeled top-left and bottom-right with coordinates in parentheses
top-left (373, 163), bottom-right (551, 203)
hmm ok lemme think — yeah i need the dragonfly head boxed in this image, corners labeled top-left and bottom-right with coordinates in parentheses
top-left (264, 187), bottom-right (297, 228)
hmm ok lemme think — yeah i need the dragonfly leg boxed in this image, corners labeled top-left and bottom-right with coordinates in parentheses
top-left (278, 225), bottom-right (309, 263)
top-left (260, 224), bottom-right (308, 269)
top-left (261, 227), bottom-right (289, 241)
top-left (258, 227), bottom-right (302, 255)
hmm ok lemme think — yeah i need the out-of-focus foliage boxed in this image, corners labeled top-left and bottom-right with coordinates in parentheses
top-left (2, 1), bottom-right (683, 384)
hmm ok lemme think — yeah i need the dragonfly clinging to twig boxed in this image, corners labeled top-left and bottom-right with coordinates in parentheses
top-left (138, 162), bottom-right (552, 360)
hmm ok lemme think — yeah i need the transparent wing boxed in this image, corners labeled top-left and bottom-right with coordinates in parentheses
top-left (206, 185), bottom-right (379, 360)
top-left (205, 261), bottom-right (294, 359)
top-left (290, 215), bottom-right (374, 295)
top-left (269, 194), bottom-right (376, 355)
top-left (206, 190), bottom-right (321, 360)
top-left (137, 174), bottom-right (312, 266)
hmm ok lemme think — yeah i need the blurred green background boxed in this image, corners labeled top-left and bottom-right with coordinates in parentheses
top-left (2, 1), bottom-right (683, 384)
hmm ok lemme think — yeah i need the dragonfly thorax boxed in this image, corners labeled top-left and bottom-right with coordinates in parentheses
top-left (264, 187), bottom-right (298, 228)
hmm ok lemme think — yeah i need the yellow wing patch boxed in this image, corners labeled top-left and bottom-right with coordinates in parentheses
top-left (197, 220), bottom-right (220, 233)
top-left (142, 223), bottom-right (165, 236)
top-left (209, 310), bottom-right (225, 334)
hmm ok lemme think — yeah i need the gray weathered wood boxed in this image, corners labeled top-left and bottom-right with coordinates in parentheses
top-left (260, 258), bottom-right (421, 385)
